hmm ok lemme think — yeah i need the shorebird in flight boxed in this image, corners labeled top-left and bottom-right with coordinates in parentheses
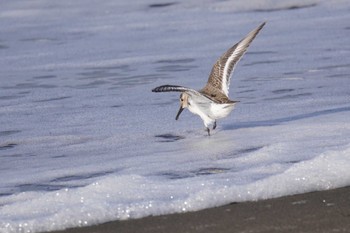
top-left (152, 22), bottom-right (266, 136)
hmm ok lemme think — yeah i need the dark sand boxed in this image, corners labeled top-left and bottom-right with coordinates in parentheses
top-left (49, 186), bottom-right (350, 233)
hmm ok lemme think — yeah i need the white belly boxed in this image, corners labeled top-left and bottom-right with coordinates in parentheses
top-left (187, 98), bottom-right (235, 127)
top-left (209, 103), bottom-right (235, 119)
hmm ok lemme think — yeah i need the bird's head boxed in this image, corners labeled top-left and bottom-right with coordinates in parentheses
top-left (176, 92), bottom-right (189, 120)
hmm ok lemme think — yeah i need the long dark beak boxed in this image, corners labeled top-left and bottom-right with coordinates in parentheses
top-left (175, 106), bottom-right (184, 120)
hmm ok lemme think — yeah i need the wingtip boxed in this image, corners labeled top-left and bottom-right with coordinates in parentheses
top-left (257, 21), bottom-right (267, 31)
top-left (152, 86), bottom-right (163, 92)
top-left (152, 85), bottom-right (169, 92)
top-left (151, 85), bottom-right (190, 93)
top-left (246, 22), bottom-right (266, 41)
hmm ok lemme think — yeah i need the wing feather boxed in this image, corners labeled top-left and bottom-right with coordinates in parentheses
top-left (152, 85), bottom-right (201, 96)
top-left (203, 22), bottom-right (266, 97)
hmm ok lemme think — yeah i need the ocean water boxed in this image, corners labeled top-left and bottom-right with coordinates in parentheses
top-left (1, 0), bottom-right (350, 232)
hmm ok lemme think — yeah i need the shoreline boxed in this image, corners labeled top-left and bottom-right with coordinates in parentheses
top-left (49, 186), bottom-right (350, 233)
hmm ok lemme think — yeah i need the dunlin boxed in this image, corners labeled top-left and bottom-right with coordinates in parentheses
top-left (152, 22), bottom-right (266, 135)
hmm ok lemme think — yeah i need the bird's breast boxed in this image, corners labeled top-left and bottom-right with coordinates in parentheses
top-left (209, 102), bottom-right (235, 119)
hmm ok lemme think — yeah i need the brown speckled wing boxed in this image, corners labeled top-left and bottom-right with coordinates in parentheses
top-left (199, 85), bottom-right (234, 104)
top-left (202, 22), bottom-right (266, 97)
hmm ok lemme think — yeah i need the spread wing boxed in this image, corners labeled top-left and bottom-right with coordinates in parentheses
top-left (202, 22), bottom-right (266, 97)
top-left (152, 85), bottom-right (235, 104)
top-left (152, 85), bottom-right (202, 96)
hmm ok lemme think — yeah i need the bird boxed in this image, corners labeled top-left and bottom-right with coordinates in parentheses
top-left (152, 22), bottom-right (266, 136)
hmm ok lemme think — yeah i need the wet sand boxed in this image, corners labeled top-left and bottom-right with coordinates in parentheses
top-left (49, 186), bottom-right (350, 233)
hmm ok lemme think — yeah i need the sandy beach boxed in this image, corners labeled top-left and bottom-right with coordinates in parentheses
top-left (49, 186), bottom-right (350, 233)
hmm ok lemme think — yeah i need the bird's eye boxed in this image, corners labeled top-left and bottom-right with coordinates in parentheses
top-left (180, 98), bottom-right (183, 101)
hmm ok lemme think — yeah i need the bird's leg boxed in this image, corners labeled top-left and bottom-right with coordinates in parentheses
top-left (206, 127), bottom-right (211, 136)
top-left (213, 121), bottom-right (217, 130)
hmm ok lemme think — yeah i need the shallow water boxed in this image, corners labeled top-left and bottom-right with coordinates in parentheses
top-left (1, 0), bottom-right (350, 232)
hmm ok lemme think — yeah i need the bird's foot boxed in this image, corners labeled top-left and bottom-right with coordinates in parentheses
top-left (206, 127), bottom-right (211, 136)
top-left (213, 121), bottom-right (217, 130)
